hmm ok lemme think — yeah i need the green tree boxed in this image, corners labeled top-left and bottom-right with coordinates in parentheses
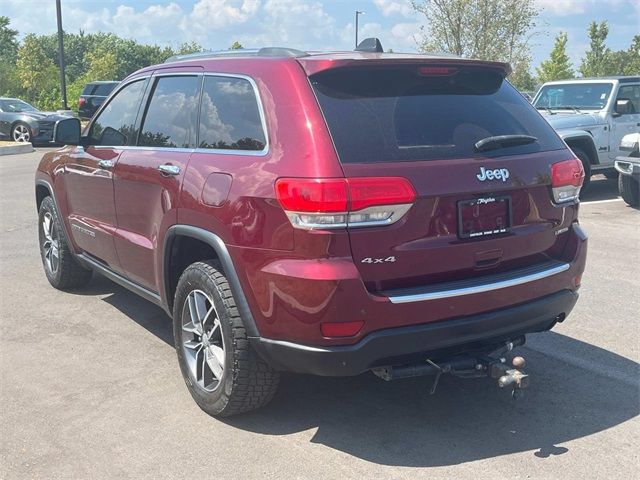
top-left (412, 0), bottom-right (540, 89)
top-left (609, 35), bottom-right (640, 76)
top-left (230, 41), bottom-right (243, 50)
top-left (579, 21), bottom-right (612, 77)
top-left (176, 41), bottom-right (203, 55)
top-left (0, 16), bottom-right (18, 61)
top-left (0, 16), bottom-right (20, 96)
top-left (16, 34), bottom-right (60, 108)
top-left (536, 32), bottom-right (574, 83)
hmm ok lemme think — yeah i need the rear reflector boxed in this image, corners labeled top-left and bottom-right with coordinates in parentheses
top-left (551, 159), bottom-right (585, 203)
top-left (320, 321), bottom-right (364, 337)
top-left (275, 177), bottom-right (416, 229)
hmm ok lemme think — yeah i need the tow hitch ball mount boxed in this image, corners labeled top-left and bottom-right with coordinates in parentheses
top-left (372, 338), bottom-right (530, 397)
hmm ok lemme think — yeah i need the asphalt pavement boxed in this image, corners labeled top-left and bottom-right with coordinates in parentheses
top-left (1, 148), bottom-right (638, 479)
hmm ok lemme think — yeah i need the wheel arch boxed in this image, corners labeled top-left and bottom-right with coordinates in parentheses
top-left (163, 225), bottom-right (259, 337)
top-left (561, 133), bottom-right (599, 166)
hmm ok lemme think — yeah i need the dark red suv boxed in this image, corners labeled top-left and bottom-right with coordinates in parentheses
top-left (36, 42), bottom-right (587, 416)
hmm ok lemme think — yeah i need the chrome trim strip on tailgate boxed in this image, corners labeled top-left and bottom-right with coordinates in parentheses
top-left (387, 262), bottom-right (571, 304)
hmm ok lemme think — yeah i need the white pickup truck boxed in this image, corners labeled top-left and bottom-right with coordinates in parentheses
top-left (533, 77), bottom-right (640, 190)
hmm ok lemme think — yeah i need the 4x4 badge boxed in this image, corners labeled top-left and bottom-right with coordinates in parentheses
top-left (477, 167), bottom-right (510, 182)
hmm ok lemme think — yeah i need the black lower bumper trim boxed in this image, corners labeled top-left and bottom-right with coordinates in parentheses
top-left (250, 290), bottom-right (578, 376)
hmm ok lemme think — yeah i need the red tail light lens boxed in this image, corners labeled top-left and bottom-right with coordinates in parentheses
top-left (275, 178), bottom-right (348, 212)
top-left (275, 177), bottom-right (416, 229)
top-left (78, 97), bottom-right (86, 107)
top-left (348, 177), bottom-right (416, 210)
top-left (551, 159), bottom-right (585, 203)
top-left (320, 320), bottom-right (364, 337)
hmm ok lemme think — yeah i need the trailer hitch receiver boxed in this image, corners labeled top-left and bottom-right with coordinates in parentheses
top-left (371, 338), bottom-right (530, 397)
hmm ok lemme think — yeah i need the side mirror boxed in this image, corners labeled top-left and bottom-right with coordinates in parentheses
top-left (613, 98), bottom-right (633, 117)
top-left (53, 117), bottom-right (81, 145)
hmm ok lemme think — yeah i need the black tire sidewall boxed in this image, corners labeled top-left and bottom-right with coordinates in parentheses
top-left (173, 263), bottom-right (236, 414)
top-left (38, 197), bottom-right (64, 286)
top-left (572, 147), bottom-right (591, 194)
top-left (619, 174), bottom-right (640, 207)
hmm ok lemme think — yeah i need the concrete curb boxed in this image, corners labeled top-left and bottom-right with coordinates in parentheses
top-left (0, 142), bottom-right (35, 156)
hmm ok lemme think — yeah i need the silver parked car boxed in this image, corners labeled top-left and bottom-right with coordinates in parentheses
top-left (0, 98), bottom-right (71, 144)
top-left (615, 133), bottom-right (640, 207)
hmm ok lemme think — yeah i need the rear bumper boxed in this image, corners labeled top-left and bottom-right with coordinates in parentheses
top-left (251, 289), bottom-right (578, 376)
top-left (615, 156), bottom-right (640, 178)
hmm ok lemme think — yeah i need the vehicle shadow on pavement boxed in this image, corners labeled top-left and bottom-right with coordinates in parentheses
top-left (223, 332), bottom-right (639, 467)
top-left (581, 176), bottom-right (619, 202)
top-left (80, 264), bottom-right (638, 468)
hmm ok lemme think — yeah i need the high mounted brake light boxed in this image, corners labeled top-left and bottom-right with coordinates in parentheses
top-left (275, 177), bottom-right (416, 229)
top-left (418, 66), bottom-right (458, 76)
top-left (551, 159), bottom-right (585, 203)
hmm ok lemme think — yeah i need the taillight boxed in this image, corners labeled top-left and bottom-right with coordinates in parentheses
top-left (78, 97), bottom-right (86, 107)
top-left (551, 159), bottom-right (585, 204)
top-left (275, 177), bottom-right (416, 229)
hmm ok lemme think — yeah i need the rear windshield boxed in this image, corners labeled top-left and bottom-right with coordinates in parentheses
top-left (83, 83), bottom-right (118, 96)
top-left (311, 66), bottom-right (565, 163)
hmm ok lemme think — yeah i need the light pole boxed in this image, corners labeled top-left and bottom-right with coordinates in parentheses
top-left (355, 11), bottom-right (365, 48)
top-left (55, 0), bottom-right (68, 110)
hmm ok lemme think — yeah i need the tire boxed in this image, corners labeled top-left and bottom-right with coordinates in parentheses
top-left (618, 174), bottom-right (640, 207)
top-left (11, 122), bottom-right (32, 143)
top-left (603, 170), bottom-right (619, 180)
top-left (571, 147), bottom-right (592, 196)
top-left (173, 260), bottom-right (279, 417)
top-left (38, 196), bottom-right (93, 289)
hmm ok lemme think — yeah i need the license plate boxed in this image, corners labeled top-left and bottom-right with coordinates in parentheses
top-left (457, 196), bottom-right (511, 239)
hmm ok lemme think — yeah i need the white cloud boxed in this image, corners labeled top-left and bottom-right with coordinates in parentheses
top-left (535, 0), bottom-right (587, 16)
top-left (373, 0), bottom-right (414, 18)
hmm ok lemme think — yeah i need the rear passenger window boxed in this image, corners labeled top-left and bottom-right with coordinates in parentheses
top-left (198, 76), bottom-right (266, 151)
top-left (138, 75), bottom-right (200, 148)
top-left (89, 79), bottom-right (146, 146)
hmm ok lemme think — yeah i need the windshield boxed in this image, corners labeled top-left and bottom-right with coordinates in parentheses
top-left (311, 66), bottom-right (564, 163)
top-left (0, 99), bottom-right (38, 113)
top-left (533, 83), bottom-right (613, 110)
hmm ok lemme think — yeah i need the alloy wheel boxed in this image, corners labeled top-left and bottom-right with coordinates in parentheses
top-left (12, 124), bottom-right (30, 142)
top-left (41, 212), bottom-right (59, 275)
top-left (181, 289), bottom-right (226, 392)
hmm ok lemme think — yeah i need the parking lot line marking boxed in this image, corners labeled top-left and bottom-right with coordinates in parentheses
top-left (581, 198), bottom-right (623, 205)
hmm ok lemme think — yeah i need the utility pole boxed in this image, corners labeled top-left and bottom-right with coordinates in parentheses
top-left (355, 11), bottom-right (365, 48)
top-left (56, 0), bottom-right (68, 110)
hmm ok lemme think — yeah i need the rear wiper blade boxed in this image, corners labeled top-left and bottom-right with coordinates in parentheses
top-left (474, 135), bottom-right (538, 153)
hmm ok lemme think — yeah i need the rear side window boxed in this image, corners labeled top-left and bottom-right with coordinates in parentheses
top-left (311, 66), bottom-right (565, 163)
top-left (138, 75), bottom-right (200, 148)
top-left (198, 76), bottom-right (266, 151)
top-left (89, 79), bottom-right (146, 146)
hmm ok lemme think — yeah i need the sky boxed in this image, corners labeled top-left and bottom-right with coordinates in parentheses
top-left (2, 0), bottom-right (639, 72)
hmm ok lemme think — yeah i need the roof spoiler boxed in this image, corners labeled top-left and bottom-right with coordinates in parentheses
top-left (355, 38), bottom-right (384, 53)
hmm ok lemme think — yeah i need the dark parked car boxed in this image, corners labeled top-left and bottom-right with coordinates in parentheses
top-left (0, 97), bottom-right (70, 143)
top-left (78, 81), bottom-right (119, 119)
top-left (36, 40), bottom-right (587, 417)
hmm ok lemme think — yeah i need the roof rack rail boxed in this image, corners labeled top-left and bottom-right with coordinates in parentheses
top-left (164, 47), bottom-right (308, 63)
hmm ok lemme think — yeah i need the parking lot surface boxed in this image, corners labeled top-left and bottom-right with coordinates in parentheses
top-left (1, 148), bottom-right (638, 479)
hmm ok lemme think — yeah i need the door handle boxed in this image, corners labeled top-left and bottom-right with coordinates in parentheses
top-left (98, 159), bottom-right (114, 169)
top-left (157, 164), bottom-right (181, 176)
